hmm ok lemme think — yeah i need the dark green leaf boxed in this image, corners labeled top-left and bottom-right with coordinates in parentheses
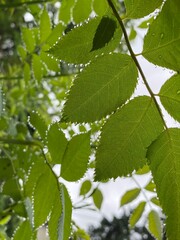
top-left (120, 188), bottom-right (140, 206)
top-left (61, 133), bottom-right (90, 181)
top-left (63, 53), bottom-right (137, 122)
top-left (148, 128), bottom-right (180, 239)
top-left (2, 178), bottom-right (21, 201)
top-left (124, 0), bottom-right (162, 19)
top-left (0, 158), bottom-right (13, 180)
top-left (93, 189), bottom-right (103, 209)
top-left (80, 180), bottom-right (92, 196)
top-left (95, 96), bottom-right (164, 180)
top-left (143, 0), bottom-right (180, 71)
top-left (148, 210), bottom-right (162, 240)
top-left (47, 123), bottom-right (68, 164)
top-left (159, 74), bottom-right (180, 122)
top-left (129, 201), bottom-right (146, 228)
top-left (48, 16), bottom-right (121, 64)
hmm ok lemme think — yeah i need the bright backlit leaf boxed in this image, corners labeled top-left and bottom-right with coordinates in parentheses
top-left (47, 123), bottom-right (68, 164)
top-left (12, 220), bottom-right (32, 240)
top-left (120, 188), bottom-right (140, 206)
top-left (124, 0), bottom-right (162, 19)
top-left (40, 8), bottom-right (51, 43)
top-left (32, 54), bottom-right (43, 83)
top-left (159, 74), bottom-right (180, 122)
top-left (143, 0), bottom-right (180, 71)
top-left (95, 96), bottom-right (164, 180)
top-left (148, 128), bottom-right (180, 240)
top-left (21, 28), bottom-right (36, 53)
top-left (72, 0), bottom-right (92, 23)
top-left (148, 210), bottom-right (162, 240)
top-left (61, 133), bottom-right (90, 181)
top-left (63, 53), bottom-right (137, 122)
top-left (129, 201), bottom-right (146, 228)
top-left (48, 16), bottom-right (121, 64)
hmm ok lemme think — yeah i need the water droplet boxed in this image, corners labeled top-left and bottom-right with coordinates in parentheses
top-left (160, 33), bottom-right (164, 39)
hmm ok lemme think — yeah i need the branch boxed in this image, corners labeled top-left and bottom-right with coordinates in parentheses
top-left (107, 0), bottom-right (168, 130)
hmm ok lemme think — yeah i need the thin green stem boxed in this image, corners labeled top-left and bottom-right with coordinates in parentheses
top-left (0, 138), bottom-right (43, 148)
top-left (107, 0), bottom-right (168, 130)
top-left (131, 175), bottom-right (152, 209)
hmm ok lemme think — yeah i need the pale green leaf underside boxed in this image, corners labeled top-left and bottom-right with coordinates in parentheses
top-left (93, 189), bottom-right (103, 209)
top-left (59, 185), bottom-right (72, 240)
top-left (129, 201), bottom-right (146, 228)
top-left (95, 96), bottom-right (164, 180)
top-left (124, 0), bottom-right (162, 19)
top-left (143, 0), bottom-right (180, 71)
top-left (148, 210), bottom-right (162, 240)
top-left (121, 188), bottom-right (140, 206)
top-left (47, 123), bottom-right (68, 164)
top-left (61, 133), bottom-right (90, 181)
top-left (48, 16), bottom-right (122, 64)
top-left (12, 220), bottom-right (32, 240)
top-left (63, 53), bottom-right (137, 123)
top-left (33, 168), bottom-right (57, 228)
top-left (159, 74), bottom-right (180, 122)
top-left (148, 128), bottom-right (180, 240)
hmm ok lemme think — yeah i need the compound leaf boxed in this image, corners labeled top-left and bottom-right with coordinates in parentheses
top-left (95, 96), bottom-right (164, 180)
top-left (159, 74), bottom-right (180, 122)
top-left (63, 53), bottom-right (137, 122)
top-left (143, 0), bottom-right (180, 71)
top-left (148, 128), bottom-right (180, 240)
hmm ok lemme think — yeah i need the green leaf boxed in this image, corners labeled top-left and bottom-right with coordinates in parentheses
top-left (124, 0), bottom-right (162, 19)
top-left (148, 128), bottom-right (180, 240)
top-left (63, 53), bottom-right (137, 122)
top-left (33, 167), bottom-right (57, 228)
top-left (80, 180), bottom-right (92, 196)
top-left (2, 178), bottom-right (21, 201)
top-left (21, 28), bottom-right (36, 53)
top-left (58, 0), bottom-right (75, 24)
top-left (151, 197), bottom-right (160, 207)
top-left (93, 189), bottom-right (103, 209)
top-left (129, 201), bottom-right (146, 228)
top-left (32, 54), bottom-right (43, 83)
top-left (40, 51), bottom-right (59, 72)
top-left (145, 180), bottom-right (156, 192)
top-left (48, 194), bottom-right (62, 240)
top-left (0, 158), bottom-right (13, 180)
top-left (23, 63), bottom-right (31, 83)
top-left (46, 23), bottom-right (65, 46)
top-left (61, 133), bottom-right (90, 181)
top-left (95, 96), bottom-right (164, 180)
top-left (159, 74), bottom-right (180, 122)
top-left (148, 210), bottom-right (162, 240)
top-left (12, 220), bottom-right (32, 240)
top-left (120, 188), bottom-right (140, 206)
top-left (136, 164), bottom-right (150, 175)
top-left (72, 0), bottom-right (92, 23)
top-left (93, 0), bottom-right (108, 16)
top-left (0, 215), bottom-right (11, 225)
top-left (47, 123), bottom-right (68, 164)
top-left (143, 0), bottom-right (180, 71)
top-left (17, 45), bottom-right (27, 60)
top-left (48, 16), bottom-right (122, 64)
top-left (29, 111), bottom-right (47, 140)
top-left (58, 185), bottom-right (72, 240)
top-left (40, 8), bottom-right (51, 43)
